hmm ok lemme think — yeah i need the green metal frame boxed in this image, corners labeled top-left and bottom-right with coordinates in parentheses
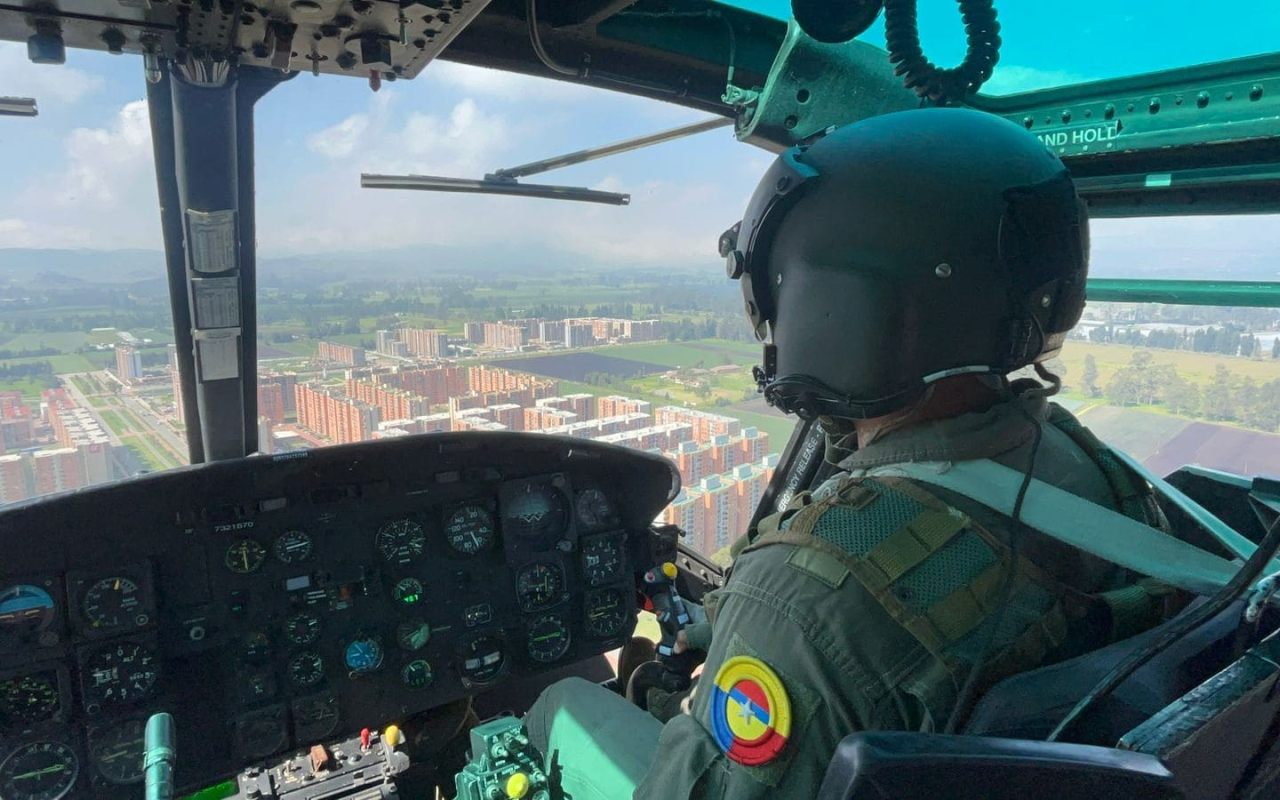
top-left (1086, 279), bottom-right (1280, 308)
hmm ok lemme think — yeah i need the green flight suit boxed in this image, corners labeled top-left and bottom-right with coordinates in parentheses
top-left (525, 392), bottom-right (1166, 800)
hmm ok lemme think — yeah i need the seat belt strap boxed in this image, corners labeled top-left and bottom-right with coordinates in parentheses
top-left (870, 460), bottom-right (1278, 598)
top-left (1111, 449), bottom-right (1257, 561)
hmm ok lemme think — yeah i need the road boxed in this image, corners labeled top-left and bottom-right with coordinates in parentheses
top-left (62, 372), bottom-right (188, 466)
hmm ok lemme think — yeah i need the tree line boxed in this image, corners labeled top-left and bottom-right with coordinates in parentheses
top-left (1085, 324), bottom-right (1279, 359)
top-left (1080, 351), bottom-right (1280, 433)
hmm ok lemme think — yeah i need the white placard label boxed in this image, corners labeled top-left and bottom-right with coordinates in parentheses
top-left (193, 276), bottom-right (241, 329)
top-left (187, 209), bottom-right (238, 274)
top-left (195, 330), bottom-right (240, 381)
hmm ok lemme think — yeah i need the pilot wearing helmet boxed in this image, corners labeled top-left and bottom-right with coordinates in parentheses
top-left (522, 107), bottom-right (1176, 799)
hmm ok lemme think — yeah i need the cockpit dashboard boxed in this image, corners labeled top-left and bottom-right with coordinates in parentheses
top-left (0, 432), bottom-right (679, 798)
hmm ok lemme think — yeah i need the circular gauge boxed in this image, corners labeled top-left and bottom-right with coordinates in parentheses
top-left (225, 539), bottom-right (267, 574)
top-left (0, 741), bottom-right (79, 800)
top-left (343, 636), bottom-right (384, 675)
top-left (526, 615), bottom-right (571, 664)
top-left (575, 488), bottom-right (616, 529)
top-left (287, 651), bottom-right (325, 686)
top-left (284, 612), bottom-right (321, 647)
top-left (82, 642), bottom-right (158, 707)
top-left (273, 530), bottom-right (313, 564)
top-left (585, 588), bottom-right (630, 638)
top-left (0, 584), bottom-right (57, 638)
top-left (444, 504), bottom-right (497, 555)
top-left (401, 659), bottom-right (434, 689)
top-left (515, 562), bottom-right (566, 612)
top-left (392, 577), bottom-right (424, 607)
top-left (395, 620), bottom-right (432, 652)
top-left (292, 693), bottom-right (339, 741)
top-left (457, 635), bottom-right (506, 684)
top-left (0, 672), bottom-right (60, 727)
top-left (376, 519), bottom-right (427, 564)
top-left (581, 535), bottom-right (624, 587)
top-left (235, 706), bottom-right (287, 760)
top-left (81, 577), bottom-right (144, 631)
top-left (503, 483), bottom-right (570, 540)
top-left (89, 718), bottom-right (145, 785)
top-left (241, 669), bottom-right (277, 704)
top-left (242, 630), bottom-right (271, 662)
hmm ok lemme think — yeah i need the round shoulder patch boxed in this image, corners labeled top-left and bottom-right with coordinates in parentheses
top-left (709, 655), bottom-right (793, 766)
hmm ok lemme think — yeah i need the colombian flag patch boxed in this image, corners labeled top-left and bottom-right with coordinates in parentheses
top-left (709, 655), bottom-right (793, 766)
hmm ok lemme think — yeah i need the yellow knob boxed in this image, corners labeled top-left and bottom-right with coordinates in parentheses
top-left (505, 772), bottom-right (530, 798)
top-left (661, 562), bottom-right (678, 580)
top-left (383, 725), bottom-right (401, 748)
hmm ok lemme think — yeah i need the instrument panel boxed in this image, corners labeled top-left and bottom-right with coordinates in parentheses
top-left (0, 432), bottom-right (678, 797)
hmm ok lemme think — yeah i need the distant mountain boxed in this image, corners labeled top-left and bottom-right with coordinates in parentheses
top-left (0, 244), bottom-right (664, 287)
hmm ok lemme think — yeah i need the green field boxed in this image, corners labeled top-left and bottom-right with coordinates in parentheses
top-left (0, 331), bottom-right (91, 351)
top-left (99, 410), bottom-right (129, 436)
top-left (601, 340), bottom-right (759, 369)
top-left (722, 408), bottom-right (797, 447)
top-left (1058, 341), bottom-right (1280, 392)
top-left (0, 376), bottom-right (57, 402)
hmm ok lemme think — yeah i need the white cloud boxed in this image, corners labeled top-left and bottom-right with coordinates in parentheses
top-left (0, 46), bottom-right (106, 105)
top-left (306, 113), bottom-right (369, 158)
top-left (7, 99), bottom-right (160, 248)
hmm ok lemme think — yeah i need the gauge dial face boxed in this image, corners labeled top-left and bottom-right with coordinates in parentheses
top-left (81, 577), bottom-right (144, 631)
top-left (235, 707), bottom-right (287, 760)
top-left (292, 693), bottom-right (339, 741)
top-left (89, 718), bottom-right (145, 785)
top-left (504, 483), bottom-right (570, 540)
top-left (82, 643), bottom-right (158, 707)
top-left (284, 613), bottom-right (321, 646)
top-left (392, 577), bottom-right (424, 607)
top-left (444, 504), bottom-right (497, 555)
top-left (457, 635), bottom-right (506, 684)
top-left (343, 636), bottom-right (384, 674)
top-left (396, 620), bottom-right (432, 652)
top-left (273, 530), bottom-right (313, 564)
top-left (585, 589), bottom-right (630, 638)
top-left (581, 535), bottom-right (624, 587)
top-left (0, 584), bottom-right (56, 638)
top-left (376, 519), bottom-right (427, 564)
top-left (515, 562), bottom-right (566, 612)
top-left (575, 488), bottom-right (616, 529)
top-left (224, 539), bottom-right (267, 574)
top-left (401, 659), bottom-right (434, 689)
top-left (0, 741), bottom-right (79, 800)
top-left (242, 630), bottom-right (271, 662)
top-left (241, 669), bottom-right (277, 704)
top-left (526, 615), bottom-right (571, 664)
top-left (288, 651), bottom-right (325, 686)
top-left (0, 672), bottom-right (60, 727)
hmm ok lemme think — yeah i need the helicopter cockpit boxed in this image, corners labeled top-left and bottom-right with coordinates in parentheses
top-left (3, 1), bottom-right (1280, 798)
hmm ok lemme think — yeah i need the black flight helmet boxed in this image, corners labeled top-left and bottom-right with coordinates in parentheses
top-left (721, 108), bottom-right (1089, 420)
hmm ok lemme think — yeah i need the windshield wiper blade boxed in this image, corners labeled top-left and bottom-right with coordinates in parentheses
top-left (0, 96), bottom-right (38, 117)
top-left (361, 174), bottom-right (630, 205)
top-left (361, 116), bottom-right (729, 205)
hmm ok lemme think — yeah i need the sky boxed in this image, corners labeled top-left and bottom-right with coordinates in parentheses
top-left (1, 0), bottom-right (1278, 271)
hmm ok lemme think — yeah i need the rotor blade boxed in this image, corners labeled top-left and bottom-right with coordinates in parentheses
top-left (0, 96), bottom-right (38, 117)
top-left (491, 116), bottom-right (732, 179)
top-left (361, 174), bottom-right (631, 205)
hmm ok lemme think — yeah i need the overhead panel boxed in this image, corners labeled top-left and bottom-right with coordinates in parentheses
top-left (0, 0), bottom-right (492, 79)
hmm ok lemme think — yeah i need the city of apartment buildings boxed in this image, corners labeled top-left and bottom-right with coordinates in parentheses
top-left (258, 363), bottom-right (775, 557)
top-left (321, 316), bottom-right (665, 364)
top-left (0, 388), bottom-right (114, 504)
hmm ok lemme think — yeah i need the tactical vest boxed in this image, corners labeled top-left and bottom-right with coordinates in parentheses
top-left (732, 404), bottom-right (1171, 728)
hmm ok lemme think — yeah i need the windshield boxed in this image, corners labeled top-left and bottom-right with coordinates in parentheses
top-left (2, 18), bottom-right (1279, 561)
top-left (723, 1), bottom-right (1280, 94)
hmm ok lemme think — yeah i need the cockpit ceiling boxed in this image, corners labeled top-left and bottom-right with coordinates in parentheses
top-left (0, 0), bottom-right (780, 107)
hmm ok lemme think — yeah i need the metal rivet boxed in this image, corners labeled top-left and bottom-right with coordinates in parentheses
top-left (1060, 109), bottom-right (1072, 123)
top-left (935, 263), bottom-right (952, 279)
top-left (1149, 97), bottom-right (1161, 113)
top-left (1197, 91), bottom-right (1210, 108)
top-left (783, 115), bottom-right (799, 130)
top-left (1250, 85), bottom-right (1264, 101)
top-left (1225, 91), bottom-right (1234, 101)
top-left (775, 176), bottom-right (789, 191)
top-left (1127, 103), bottom-right (1135, 113)
top-left (1023, 116), bottom-right (1033, 129)
top-left (1174, 95), bottom-right (1183, 106)
top-left (1040, 294), bottom-right (1052, 308)
top-left (1104, 103), bottom-right (1115, 120)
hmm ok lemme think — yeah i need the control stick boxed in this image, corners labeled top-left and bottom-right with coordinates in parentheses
top-left (144, 712), bottom-right (176, 800)
top-left (627, 563), bottom-right (697, 707)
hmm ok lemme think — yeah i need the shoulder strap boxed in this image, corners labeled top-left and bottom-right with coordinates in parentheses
top-left (875, 460), bottom-right (1277, 598)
